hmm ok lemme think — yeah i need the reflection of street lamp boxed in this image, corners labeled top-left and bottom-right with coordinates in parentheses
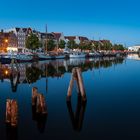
top-left (5, 70), bottom-right (9, 75)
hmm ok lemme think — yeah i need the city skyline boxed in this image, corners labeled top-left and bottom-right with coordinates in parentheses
top-left (1, 0), bottom-right (140, 46)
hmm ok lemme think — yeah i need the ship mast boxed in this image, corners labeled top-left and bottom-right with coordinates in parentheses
top-left (45, 24), bottom-right (48, 54)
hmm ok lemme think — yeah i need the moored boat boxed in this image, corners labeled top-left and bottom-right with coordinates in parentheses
top-left (16, 53), bottom-right (33, 63)
top-left (37, 53), bottom-right (52, 60)
top-left (69, 52), bottom-right (86, 58)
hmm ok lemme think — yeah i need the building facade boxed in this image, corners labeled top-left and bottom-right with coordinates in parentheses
top-left (4, 27), bottom-right (33, 53)
top-left (0, 30), bottom-right (18, 53)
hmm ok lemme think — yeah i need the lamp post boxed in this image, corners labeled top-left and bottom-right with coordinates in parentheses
top-left (3, 38), bottom-right (9, 52)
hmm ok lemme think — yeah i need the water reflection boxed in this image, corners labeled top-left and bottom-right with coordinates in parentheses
top-left (67, 96), bottom-right (87, 132)
top-left (32, 105), bottom-right (47, 133)
top-left (127, 54), bottom-right (140, 60)
top-left (10, 71), bottom-right (20, 92)
top-left (1, 55), bottom-right (139, 140)
top-left (0, 56), bottom-right (125, 92)
top-left (6, 124), bottom-right (18, 140)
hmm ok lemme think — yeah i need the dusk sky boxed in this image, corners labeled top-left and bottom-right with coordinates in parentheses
top-left (0, 0), bottom-right (140, 46)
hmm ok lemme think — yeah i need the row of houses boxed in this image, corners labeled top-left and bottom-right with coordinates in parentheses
top-left (0, 27), bottom-right (110, 53)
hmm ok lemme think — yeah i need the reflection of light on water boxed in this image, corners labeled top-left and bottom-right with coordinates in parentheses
top-left (127, 54), bottom-right (140, 60)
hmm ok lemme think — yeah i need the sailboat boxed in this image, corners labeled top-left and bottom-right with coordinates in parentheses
top-left (37, 24), bottom-right (53, 60)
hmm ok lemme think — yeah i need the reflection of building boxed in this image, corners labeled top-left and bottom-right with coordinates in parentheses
top-left (0, 57), bottom-right (125, 92)
top-left (127, 54), bottom-right (140, 60)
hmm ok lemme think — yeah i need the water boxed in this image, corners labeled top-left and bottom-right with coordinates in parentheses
top-left (0, 55), bottom-right (140, 140)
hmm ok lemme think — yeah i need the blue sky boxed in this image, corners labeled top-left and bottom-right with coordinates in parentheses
top-left (0, 0), bottom-right (140, 46)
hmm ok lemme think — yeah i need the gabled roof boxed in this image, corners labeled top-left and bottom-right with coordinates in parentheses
top-left (65, 36), bottom-right (76, 41)
top-left (79, 36), bottom-right (89, 41)
top-left (52, 32), bottom-right (61, 40)
top-left (15, 28), bottom-right (20, 32)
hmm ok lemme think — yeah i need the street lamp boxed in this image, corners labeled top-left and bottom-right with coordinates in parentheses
top-left (5, 39), bottom-right (8, 43)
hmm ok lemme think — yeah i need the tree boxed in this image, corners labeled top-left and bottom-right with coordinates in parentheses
top-left (59, 40), bottom-right (66, 49)
top-left (112, 44), bottom-right (125, 51)
top-left (79, 41), bottom-right (92, 51)
top-left (26, 33), bottom-right (41, 51)
top-left (103, 41), bottom-right (112, 50)
top-left (47, 39), bottom-right (56, 51)
top-left (67, 40), bottom-right (78, 49)
top-left (26, 66), bottom-right (43, 83)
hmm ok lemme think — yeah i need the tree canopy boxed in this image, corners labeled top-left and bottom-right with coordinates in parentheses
top-left (47, 39), bottom-right (56, 51)
top-left (59, 40), bottom-right (66, 49)
top-left (26, 33), bottom-right (41, 51)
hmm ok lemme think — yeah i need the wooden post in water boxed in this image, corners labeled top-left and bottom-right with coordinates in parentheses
top-left (6, 99), bottom-right (18, 127)
top-left (11, 100), bottom-right (18, 127)
top-left (6, 99), bottom-right (11, 123)
top-left (67, 67), bottom-right (87, 101)
top-left (76, 68), bottom-right (87, 101)
top-left (36, 93), bottom-right (47, 114)
top-left (39, 94), bottom-right (47, 114)
top-left (67, 68), bottom-right (76, 101)
top-left (36, 94), bottom-right (42, 113)
top-left (32, 87), bottom-right (38, 106)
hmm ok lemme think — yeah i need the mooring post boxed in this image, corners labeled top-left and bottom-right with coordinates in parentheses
top-left (40, 94), bottom-right (47, 114)
top-left (11, 100), bottom-right (18, 127)
top-left (36, 93), bottom-right (47, 114)
top-left (6, 99), bottom-right (11, 123)
top-left (76, 68), bottom-right (87, 101)
top-left (36, 94), bottom-right (42, 113)
top-left (6, 99), bottom-right (18, 127)
top-left (32, 87), bottom-right (38, 106)
top-left (74, 72), bottom-right (81, 96)
top-left (67, 68), bottom-right (76, 101)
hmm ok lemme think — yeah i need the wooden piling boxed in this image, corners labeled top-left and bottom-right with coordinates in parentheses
top-left (6, 99), bottom-right (11, 123)
top-left (6, 99), bottom-right (18, 127)
top-left (74, 72), bottom-right (81, 96)
top-left (32, 87), bottom-right (38, 106)
top-left (76, 68), bottom-right (87, 101)
top-left (67, 68), bottom-right (75, 101)
top-left (11, 100), bottom-right (18, 127)
top-left (36, 93), bottom-right (47, 114)
top-left (67, 67), bottom-right (87, 101)
top-left (36, 94), bottom-right (42, 114)
top-left (39, 94), bottom-right (47, 114)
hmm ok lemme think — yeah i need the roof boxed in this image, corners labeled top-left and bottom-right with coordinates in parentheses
top-left (65, 36), bottom-right (76, 41)
top-left (52, 32), bottom-right (61, 40)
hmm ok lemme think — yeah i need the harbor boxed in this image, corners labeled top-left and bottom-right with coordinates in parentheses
top-left (0, 54), bottom-right (139, 140)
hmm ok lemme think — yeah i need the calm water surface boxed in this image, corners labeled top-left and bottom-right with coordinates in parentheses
top-left (0, 55), bottom-right (140, 140)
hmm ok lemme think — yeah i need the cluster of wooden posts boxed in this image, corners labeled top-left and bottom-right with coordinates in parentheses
top-left (32, 87), bottom-right (47, 115)
top-left (5, 67), bottom-right (86, 128)
top-left (67, 67), bottom-right (87, 102)
top-left (6, 99), bottom-right (18, 127)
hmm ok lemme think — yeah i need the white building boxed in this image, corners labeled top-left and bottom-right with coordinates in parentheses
top-left (128, 45), bottom-right (140, 52)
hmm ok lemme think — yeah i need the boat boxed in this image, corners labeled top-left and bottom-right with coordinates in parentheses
top-left (55, 54), bottom-right (66, 59)
top-left (69, 52), bottom-right (86, 58)
top-left (16, 53), bottom-right (33, 63)
top-left (0, 53), bottom-right (17, 64)
top-left (37, 53), bottom-right (52, 60)
top-left (88, 51), bottom-right (102, 57)
top-left (48, 52), bottom-right (66, 59)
